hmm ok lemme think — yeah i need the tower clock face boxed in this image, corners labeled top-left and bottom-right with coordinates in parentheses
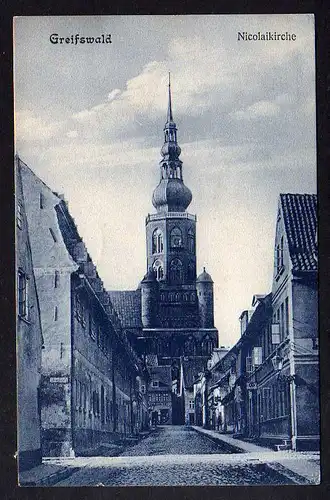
top-left (173, 236), bottom-right (182, 247)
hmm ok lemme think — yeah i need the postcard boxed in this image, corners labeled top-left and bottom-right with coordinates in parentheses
top-left (14, 14), bottom-right (319, 486)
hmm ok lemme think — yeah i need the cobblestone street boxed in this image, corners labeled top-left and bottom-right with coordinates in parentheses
top-left (51, 426), bottom-right (314, 486)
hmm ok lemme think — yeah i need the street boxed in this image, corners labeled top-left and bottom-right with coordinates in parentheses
top-left (50, 426), bottom-right (315, 486)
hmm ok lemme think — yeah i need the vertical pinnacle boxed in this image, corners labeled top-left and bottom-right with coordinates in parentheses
top-left (167, 72), bottom-right (173, 122)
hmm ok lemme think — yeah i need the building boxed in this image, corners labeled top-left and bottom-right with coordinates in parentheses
top-left (145, 355), bottom-right (173, 425)
top-left (196, 193), bottom-right (319, 451)
top-left (265, 193), bottom-right (319, 451)
top-left (17, 157), bottom-right (149, 457)
top-left (16, 158), bottom-right (44, 471)
top-left (109, 77), bottom-right (219, 424)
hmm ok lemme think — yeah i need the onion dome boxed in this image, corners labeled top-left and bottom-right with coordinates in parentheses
top-left (161, 141), bottom-right (181, 159)
top-left (196, 267), bottom-right (213, 283)
top-left (152, 178), bottom-right (192, 213)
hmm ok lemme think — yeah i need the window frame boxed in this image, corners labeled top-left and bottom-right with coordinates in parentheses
top-left (17, 270), bottom-right (29, 318)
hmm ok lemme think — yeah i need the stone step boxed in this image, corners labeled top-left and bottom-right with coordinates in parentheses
top-left (274, 443), bottom-right (291, 451)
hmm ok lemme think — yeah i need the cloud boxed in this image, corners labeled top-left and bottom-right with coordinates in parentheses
top-left (66, 130), bottom-right (78, 138)
top-left (15, 110), bottom-right (64, 142)
top-left (107, 88), bottom-right (121, 101)
top-left (233, 100), bottom-right (281, 120)
top-left (14, 15), bottom-right (316, 345)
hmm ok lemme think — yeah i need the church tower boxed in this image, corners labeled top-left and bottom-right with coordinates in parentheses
top-left (141, 75), bottom-right (218, 360)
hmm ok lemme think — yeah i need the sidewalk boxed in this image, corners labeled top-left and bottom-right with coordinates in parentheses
top-left (191, 426), bottom-right (320, 484)
top-left (18, 459), bottom-right (79, 486)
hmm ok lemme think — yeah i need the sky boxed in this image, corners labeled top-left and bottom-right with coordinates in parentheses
top-left (14, 15), bottom-right (316, 346)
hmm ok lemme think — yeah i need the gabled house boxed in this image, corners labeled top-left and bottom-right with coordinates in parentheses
top-left (16, 157), bottom-right (44, 473)
top-left (17, 157), bottom-right (149, 457)
top-left (268, 193), bottom-right (319, 450)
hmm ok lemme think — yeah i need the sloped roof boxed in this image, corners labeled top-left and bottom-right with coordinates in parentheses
top-left (146, 354), bottom-right (158, 367)
top-left (280, 194), bottom-right (317, 272)
top-left (150, 365), bottom-right (172, 388)
top-left (182, 358), bottom-right (207, 389)
top-left (107, 290), bottom-right (142, 328)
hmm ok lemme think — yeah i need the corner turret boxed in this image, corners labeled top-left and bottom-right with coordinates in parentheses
top-left (196, 267), bottom-right (214, 328)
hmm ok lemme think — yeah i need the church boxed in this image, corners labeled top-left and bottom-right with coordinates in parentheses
top-left (109, 77), bottom-right (219, 425)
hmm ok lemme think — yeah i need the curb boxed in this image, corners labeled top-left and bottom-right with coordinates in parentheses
top-left (266, 462), bottom-right (313, 485)
top-left (20, 466), bottom-right (80, 486)
top-left (191, 426), bottom-right (246, 454)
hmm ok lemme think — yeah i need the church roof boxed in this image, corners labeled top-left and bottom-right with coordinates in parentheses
top-left (280, 194), bottom-right (317, 272)
top-left (107, 290), bottom-right (142, 328)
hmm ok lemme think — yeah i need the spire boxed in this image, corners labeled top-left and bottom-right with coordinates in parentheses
top-left (151, 76), bottom-right (193, 213)
top-left (167, 72), bottom-right (173, 122)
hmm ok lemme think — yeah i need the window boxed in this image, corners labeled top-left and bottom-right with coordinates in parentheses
top-left (169, 258), bottom-right (183, 284)
top-left (89, 314), bottom-right (97, 341)
top-left (271, 323), bottom-right (281, 345)
top-left (17, 201), bottom-right (23, 229)
top-left (153, 259), bottom-right (164, 280)
top-left (39, 192), bottom-right (45, 209)
top-left (284, 297), bottom-right (289, 338)
top-left (54, 270), bottom-right (59, 288)
top-left (18, 271), bottom-right (28, 317)
top-left (141, 385), bottom-right (146, 394)
top-left (276, 235), bottom-right (284, 274)
top-left (280, 302), bottom-right (285, 341)
top-left (252, 346), bottom-right (262, 367)
top-left (188, 228), bottom-right (195, 253)
top-left (201, 335), bottom-right (213, 355)
top-left (189, 400), bottom-right (195, 410)
top-left (170, 227), bottom-right (183, 248)
top-left (152, 228), bottom-right (164, 254)
top-left (152, 380), bottom-right (159, 387)
top-left (75, 294), bottom-right (86, 327)
top-left (49, 227), bottom-right (57, 243)
top-left (246, 355), bottom-right (252, 375)
top-left (184, 336), bottom-right (196, 356)
top-left (54, 306), bottom-right (58, 321)
top-left (187, 262), bottom-right (195, 283)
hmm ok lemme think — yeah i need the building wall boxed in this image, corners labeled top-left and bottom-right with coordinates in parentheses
top-left (20, 162), bottom-right (78, 456)
top-left (292, 278), bottom-right (319, 450)
top-left (16, 160), bottom-right (43, 471)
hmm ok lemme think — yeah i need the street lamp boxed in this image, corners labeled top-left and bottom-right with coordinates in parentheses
top-left (271, 352), bottom-right (283, 372)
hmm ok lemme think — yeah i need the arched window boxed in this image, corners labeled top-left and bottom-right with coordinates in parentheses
top-left (201, 335), bottom-right (214, 355)
top-left (184, 336), bottom-right (196, 356)
top-left (188, 228), bottom-right (195, 253)
top-left (152, 228), bottom-right (163, 254)
top-left (170, 227), bottom-right (183, 248)
top-left (187, 262), bottom-right (195, 282)
top-left (153, 259), bottom-right (164, 281)
top-left (169, 258), bottom-right (183, 284)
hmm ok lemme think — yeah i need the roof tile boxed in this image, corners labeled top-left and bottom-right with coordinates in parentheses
top-left (280, 194), bottom-right (317, 272)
